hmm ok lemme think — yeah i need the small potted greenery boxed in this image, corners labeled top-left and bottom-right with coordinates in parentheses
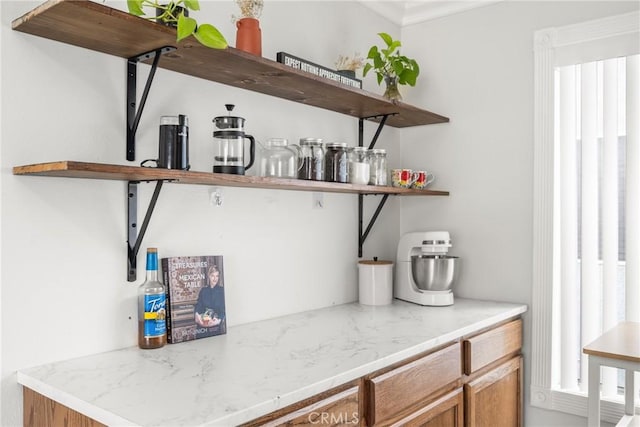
top-left (127, 0), bottom-right (228, 49)
top-left (363, 33), bottom-right (420, 101)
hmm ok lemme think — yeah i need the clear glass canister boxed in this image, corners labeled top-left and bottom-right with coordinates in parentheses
top-left (298, 138), bottom-right (324, 180)
top-left (368, 148), bottom-right (388, 186)
top-left (259, 138), bottom-right (300, 178)
top-left (324, 142), bottom-right (349, 183)
top-left (349, 146), bottom-right (370, 185)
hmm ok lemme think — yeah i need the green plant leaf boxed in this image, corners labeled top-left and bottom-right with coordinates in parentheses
top-left (412, 60), bottom-right (420, 76)
top-left (388, 40), bottom-right (401, 54)
top-left (363, 63), bottom-right (373, 77)
top-left (379, 32), bottom-right (393, 47)
top-left (373, 55), bottom-right (384, 70)
top-left (183, 0), bottom-right (200, 11)
top-left (194, 24), bottom-right (228, 49)
top-left (376, 73), bottom-right (383, 85)
top-left (127, 0), bottom-right (145, 16)
top-left (391, 60), bottom-right (404, 76)
top-left (367, 46), bottom-right (378, 59)
top-left (176, 14), bottom-right (197, 42)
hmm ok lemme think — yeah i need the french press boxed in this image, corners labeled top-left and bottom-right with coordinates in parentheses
top-left (212, 104), bottom-right (255, 175)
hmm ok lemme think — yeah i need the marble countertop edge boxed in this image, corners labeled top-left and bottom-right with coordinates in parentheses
top-left (16, 300), bottom-right (528, 426)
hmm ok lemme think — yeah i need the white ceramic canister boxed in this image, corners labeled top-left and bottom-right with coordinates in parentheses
top-left (358, 258), bottom-right (394, 305)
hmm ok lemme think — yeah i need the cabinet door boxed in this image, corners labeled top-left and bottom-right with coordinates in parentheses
top-left (387, 388), bottom-right (464, 427)
top-left (246, 386), bottom-right (360, 427)
top-left (464, 356), bottom-right (522, 427)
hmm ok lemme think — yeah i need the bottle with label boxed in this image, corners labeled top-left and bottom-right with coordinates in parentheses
top-left (138, 248), bottom-right (167, 349)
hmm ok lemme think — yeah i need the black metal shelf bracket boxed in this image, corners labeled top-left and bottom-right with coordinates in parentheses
top-left (127, 180), bottom-right (166, 282)
top-left (357, 114), bottom-right (393, 257)
top-left (126, 46), bottom-right (176, 161)
top-left (125, 46), bottom-right (175, 281)
top-left (358, 194), bottom-right (391, 257)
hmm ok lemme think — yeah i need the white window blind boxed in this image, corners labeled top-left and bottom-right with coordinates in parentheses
top-left (555, 55), bottom-right (639, 400)
top-left (532, 11), bottom-right (640, 423)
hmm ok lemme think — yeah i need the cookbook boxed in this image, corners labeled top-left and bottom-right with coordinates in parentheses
top-left (161, 255), bottom-right (226, 343)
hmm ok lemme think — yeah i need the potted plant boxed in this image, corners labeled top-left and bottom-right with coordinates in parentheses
top-left (335, 53), bottom-right (365, 79)
top-left (363, 33), bottom-right (420, 101)
top-left (233, 0), bottom-right (264, 56)
top-left (127, 0), bottom-right (227, 49)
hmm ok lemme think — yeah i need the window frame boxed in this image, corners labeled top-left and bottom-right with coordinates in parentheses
top-left (531, 10), bottom-right (639, 423)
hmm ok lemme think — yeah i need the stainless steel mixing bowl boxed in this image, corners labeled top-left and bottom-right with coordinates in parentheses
top-left (411, 255), bottom-right (460, 291)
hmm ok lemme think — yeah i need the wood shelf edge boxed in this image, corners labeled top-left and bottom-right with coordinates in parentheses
top-left (11, 0), bottom-right (449, 128)
top-left (13, 161), bottom-right (450, 196)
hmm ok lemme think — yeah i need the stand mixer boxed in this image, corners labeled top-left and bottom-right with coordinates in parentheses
top-left (395, 231), bottom-right (460, 306)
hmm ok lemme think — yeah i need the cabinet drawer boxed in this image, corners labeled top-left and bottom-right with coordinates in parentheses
top-left (366, 342), bottom-right (461, 425)
top-left (463, 319), bottom-right (522, 375)
top-left (256, 386), bottom-right (359, 427)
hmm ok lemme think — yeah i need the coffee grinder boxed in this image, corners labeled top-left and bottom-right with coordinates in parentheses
top-left (395, 231), bottom-right (460, 306)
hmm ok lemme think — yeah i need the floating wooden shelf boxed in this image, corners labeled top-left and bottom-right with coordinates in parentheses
top-left (13, 161), bottom-right (450, 196)
top-left (12, 0), bottom-right (451, 279)
top-left (12, 0), bottom-right (449, 128)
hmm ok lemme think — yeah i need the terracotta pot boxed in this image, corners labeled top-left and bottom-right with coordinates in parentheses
top-left (235, 18), bottom-right (262, 56)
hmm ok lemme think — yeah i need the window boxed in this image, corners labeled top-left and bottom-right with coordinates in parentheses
top-left (532, 11), bottom-right (639, 423)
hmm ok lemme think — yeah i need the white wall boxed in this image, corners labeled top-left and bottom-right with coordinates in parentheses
top-left (5, 1), bottom-right (637, 426)
top-left (399, 1), bottom-right (638, 426)
top-left (0, 1), bottom-right (400, 424)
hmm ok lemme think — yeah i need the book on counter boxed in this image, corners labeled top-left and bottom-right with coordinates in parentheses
top-left (161, 255), bottom-right (226, 343)
top-left (276, 52), bottom-right (362, 89)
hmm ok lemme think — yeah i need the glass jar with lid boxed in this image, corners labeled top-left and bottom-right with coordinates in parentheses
top-left (349, 146), bottom-right (370, 185)
top-left (324, 142), bottom-right (349, 183)
top-left (368, 148), bottom-right (388, 186)
top-left (258, 138), bottom-right (301, 178)
top-left (298, 138), bottom-right (324, 181)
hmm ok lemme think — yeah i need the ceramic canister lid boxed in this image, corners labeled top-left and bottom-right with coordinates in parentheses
top-left (358, 258), bottom-right (393, 266)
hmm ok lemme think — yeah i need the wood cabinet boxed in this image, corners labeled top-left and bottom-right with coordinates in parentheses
top-left (365, 343), bottom-right (461, 425)
top-left (388, 388), bottom-right (464, 427)
top-left (23, 387), bottom-right (104, 427)
top-left (240, 383), bottom-right (361, 427)
top-left (21, 319), bottom-right (523, 427)
top-left (464, 357), bottom-right (522, 427)
top-left (462, 319), bottom-right (523, 427)
top-left (463, 319), bottom-right (522, 375)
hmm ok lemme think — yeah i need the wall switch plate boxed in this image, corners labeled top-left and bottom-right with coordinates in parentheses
top-left (312, 192), bottom-right (324, 209)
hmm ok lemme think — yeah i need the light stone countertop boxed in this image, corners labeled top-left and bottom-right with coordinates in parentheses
top-left (18, 298), bottom-right (527, 426)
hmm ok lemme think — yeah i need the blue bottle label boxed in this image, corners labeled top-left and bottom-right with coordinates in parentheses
top-left (143, 294), bottom-right (166, 338)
